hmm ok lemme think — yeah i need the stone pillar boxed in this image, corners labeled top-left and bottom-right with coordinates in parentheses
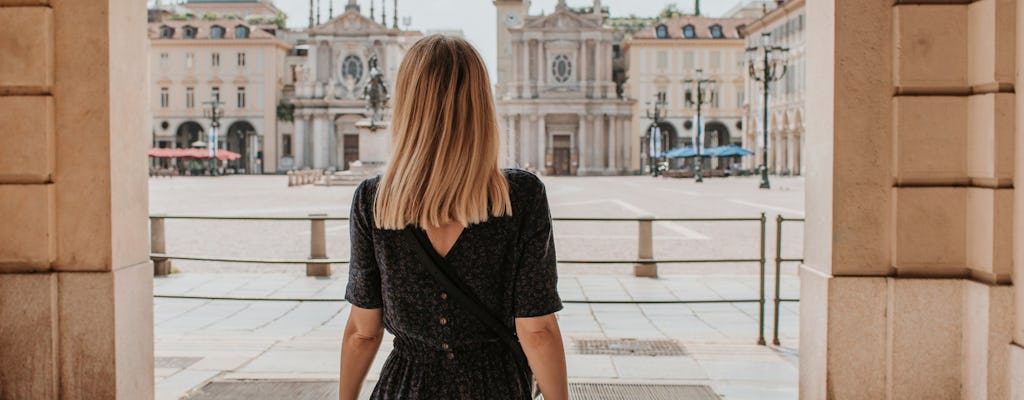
top-left (312, 112), bottom-right (330, 169)
top-left (578, 114), bottom-right (589, 173)
top-left (537, 114), bottom-right (546, 173)
top-left (609, 116), bottom-right (619, 173)
top-left (499, 114), bottom-right (509, 167)
top-left (520, 40), bottom-right (528, 97)
top-left (293, 113), bottom-right (307, 168)
top-left (327, 115), bottom-right (337, 168)
top-left (524, 115), bottom-right (536, 168)
top-left (539, 40), bottom-right (547, 87)
top-left (802, 0), bottom-right (1017, 399)
top-left (0, 0), bottom-right (153, 398)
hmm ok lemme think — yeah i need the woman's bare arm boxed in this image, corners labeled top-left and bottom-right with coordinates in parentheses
top-left (339, 306), bottom-right (384, 400)
top-left (516, 313), bottom-right (568, 400)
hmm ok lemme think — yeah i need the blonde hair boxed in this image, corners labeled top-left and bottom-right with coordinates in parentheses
top-left (373, 35), bottom-right (512, 230)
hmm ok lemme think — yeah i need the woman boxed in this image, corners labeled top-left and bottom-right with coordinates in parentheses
top-left (338, 35), bottom-right (569, 400)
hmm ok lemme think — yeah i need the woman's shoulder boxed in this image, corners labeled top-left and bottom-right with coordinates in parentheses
top-left (502, 167), bottom-right (544, 190)
top-left (353, 175), bottom-right (382, 208)
top-left (502, 168), bottom-right (547, 205)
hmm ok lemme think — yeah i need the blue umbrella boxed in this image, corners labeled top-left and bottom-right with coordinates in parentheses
top-left (662, 146), bottom-right (698, 158)
top-left (710, 145), bottom-right (754, 157)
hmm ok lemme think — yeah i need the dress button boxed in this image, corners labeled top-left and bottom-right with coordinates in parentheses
top-left (440, 292), bottom-right (448, 300)
top-left (441, 343), bottom-right (450, 350)
top-left (439, 317), bottom-right (448, 326)
top-left (446, 352), bottom-right (455, 360)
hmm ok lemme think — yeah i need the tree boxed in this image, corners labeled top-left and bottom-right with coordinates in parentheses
top-left (659, 3), bottom-right (684, 19)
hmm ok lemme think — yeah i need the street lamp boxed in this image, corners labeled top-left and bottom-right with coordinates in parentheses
top-left (684, 68), bottom-right (716, 183)
top-left (202, 94), bottom-right (224, 176)
top-left (746, 32), bottom-right (788, 189)
top-left (644, 92), bottom-right (668, 176)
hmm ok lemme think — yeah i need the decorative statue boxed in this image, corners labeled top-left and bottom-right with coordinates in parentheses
top-left (362, 54), bottom-right (390, 128)
top-left (325, 78), bottom-right (338, 100)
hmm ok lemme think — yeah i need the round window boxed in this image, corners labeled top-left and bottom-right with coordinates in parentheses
top-left (341, 55), bottom-right (364, 82)
top-left (552, 54), bottom-right (573, 83)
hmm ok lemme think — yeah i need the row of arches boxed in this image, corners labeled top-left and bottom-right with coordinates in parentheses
top-left (650, 120), bottom-right (738, 170)
top-left (168, 120), bottom-right (258, 173)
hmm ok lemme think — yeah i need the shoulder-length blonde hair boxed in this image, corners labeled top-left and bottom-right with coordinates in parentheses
top-left (373, 35), bottom-right (512, 230)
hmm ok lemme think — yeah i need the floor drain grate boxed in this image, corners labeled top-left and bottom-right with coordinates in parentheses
top-left (564, 383), bottom-right (720, 400)
top-left (187, 381), bottom-right (717, 400)
top-left (572, 338), bottom-right (687, 356)
top-left (188, 381), bottom-right (373, 400)
top-left (154, 356), bottom-right (203, 369)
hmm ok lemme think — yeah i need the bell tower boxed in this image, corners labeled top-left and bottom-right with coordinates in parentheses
top-left (494, 0), bottom-right (528, 90)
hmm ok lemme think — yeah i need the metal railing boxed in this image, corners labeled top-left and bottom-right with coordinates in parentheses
top-left (772, 215), bottom-right (804, 346)
top-left (150, 213), bottom-right (771, 344)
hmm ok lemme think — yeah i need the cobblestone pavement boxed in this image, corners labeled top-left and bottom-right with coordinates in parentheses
top-left (150, 175), bottom-right (805, 399)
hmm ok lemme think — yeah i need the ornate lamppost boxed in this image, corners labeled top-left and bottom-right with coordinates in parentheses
top-left (644, 92), bottom-right (668, 176)
top-left (746, 32), bottom-right (788, 189)
top-left (202, 94), bottom-right (224, 176)
top-left (684, 68), bottom-right (716, 183)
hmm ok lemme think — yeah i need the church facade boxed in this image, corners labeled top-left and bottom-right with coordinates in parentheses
top-left (494, 0), bottom-right (636, 176)
top-left (283, 0), bottom-right (421, 171)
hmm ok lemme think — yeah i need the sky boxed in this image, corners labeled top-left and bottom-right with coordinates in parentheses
top-left (271, 0), bottom-right (745, 79)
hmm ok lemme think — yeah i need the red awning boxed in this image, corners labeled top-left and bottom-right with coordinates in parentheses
top-left (147, 148), bottom-right (241, 161)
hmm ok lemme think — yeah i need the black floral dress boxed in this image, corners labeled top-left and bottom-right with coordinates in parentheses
top-left (345, 168), bottom-right (563, 400)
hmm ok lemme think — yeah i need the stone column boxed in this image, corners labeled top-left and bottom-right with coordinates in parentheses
top-left (524, 115), bottom-right (535, 168)
top-left (539, 40), bottom-right (547, 87)
top-left (520, 40), bottom-right (528, 97)
top-left (606, 116), bottom-right (614, 171)
top-left (596, 40), bottom-right (607, 98)
top-left (578, 114), bottom-right (590, 174)
top-left (311, 112), bottom-right (329, 168)
top-left (802, 1), bottom-right (1018, 399)
top-left (0, 0), bottom-right (153, 398)
top-left (293, 112), bottom-right (308, 168)
top-left (580, 40), bottom-right (590, 96)
top-left (786, 132), bottom-right (796, 174)
top-left (498, 114), bottom-right (509, 167)
top-left (327, 115), bottom-right (337, 168)
top-left (537, 114), bottom-right (546, 173)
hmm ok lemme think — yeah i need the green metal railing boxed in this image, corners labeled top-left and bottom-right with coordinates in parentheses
top-left (772, 215), bottom-right (805, 346)
top-left (150, 213), bottom-right (771, 344)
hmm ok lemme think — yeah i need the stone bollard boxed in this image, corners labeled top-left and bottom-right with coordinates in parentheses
top-left (634, 215), bottom-right (657, 277)
top-left (151, 215), bottom-right (172, 276)
top-left (307, 213), bottom-right (331, 277)
top-left (287, 170), bottom-right (294, 187)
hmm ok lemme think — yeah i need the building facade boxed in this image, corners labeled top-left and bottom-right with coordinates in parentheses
top-left (284, 0), bottom-right (421, 172)
top-left (740, 0), bottom-right (805, 175)
top-left (495, 0), bottom-right (636, 176)
top-left (624, 16), bottom-right (753, 172)
top-left (149, 16), bottom-right (290, 174)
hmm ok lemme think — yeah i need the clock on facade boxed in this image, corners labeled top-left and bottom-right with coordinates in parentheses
top-left (504, 12), bottom-right (522, 27)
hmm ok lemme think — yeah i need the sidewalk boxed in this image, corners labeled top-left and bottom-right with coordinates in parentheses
top-left (153, 273), bottom-right (800, 400)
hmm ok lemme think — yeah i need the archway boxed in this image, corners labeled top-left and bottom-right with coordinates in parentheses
top-left (226, 121), bottom-right (257, 174)
top-left (655, 121), bottom-right (680, 169)
top-left (175, 121), bottom-right (204, 149)
top-left (704, 121), bottom-right (732, 169)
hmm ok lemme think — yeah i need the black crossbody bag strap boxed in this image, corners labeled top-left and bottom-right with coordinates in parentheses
top-left (402, 228), bottom-right (531, 370)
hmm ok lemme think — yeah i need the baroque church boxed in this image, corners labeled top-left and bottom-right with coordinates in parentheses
top-left (284, 0), bottom-right (420, 171)
top-left (495, 0), bottom-right (636, 175)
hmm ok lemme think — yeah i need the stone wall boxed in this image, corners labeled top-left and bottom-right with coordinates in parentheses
top-left (0, 0), bottom-right (154, 398)
top-left (801, 0), bottom-right (1020, 398)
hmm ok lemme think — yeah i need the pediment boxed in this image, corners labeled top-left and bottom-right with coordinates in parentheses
top-left (309, 10), bottom-right (388, 35)
top-left (523, 9), bottom-right (601, 30)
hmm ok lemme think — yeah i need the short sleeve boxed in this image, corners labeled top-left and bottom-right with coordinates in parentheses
top-left (513, 174), bottom-right (563, 318)
top-left (344, 178), bottom-right (383, 309)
